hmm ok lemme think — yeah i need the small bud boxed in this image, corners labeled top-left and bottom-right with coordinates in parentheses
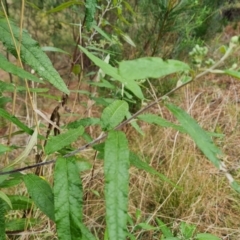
top-left (31, 69), bottom-right (35, 74)
top-left (230, 36), bottom-right (239, 44)
top-left (205, 58), bottom-right (215, 66)
top-left (203, 47), bottom-right (208, 55)
top-left (231, 63), bottom-right (238, 70)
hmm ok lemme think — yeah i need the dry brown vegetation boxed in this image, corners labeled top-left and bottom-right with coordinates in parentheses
top-left (2, 3), bottom-right (240, 239)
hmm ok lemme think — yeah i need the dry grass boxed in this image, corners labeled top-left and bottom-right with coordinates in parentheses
top-left (122, 75), bottom-right (240, 239)
top-left (13, 71), bottom-right (239, 240)
top-left (2, 74), bottom-right (240, 240)
top-left (1, 4), bottom-right (240, 239)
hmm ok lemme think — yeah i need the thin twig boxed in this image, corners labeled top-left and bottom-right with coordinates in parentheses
top-left (0, 160), bottom-right (55, 175)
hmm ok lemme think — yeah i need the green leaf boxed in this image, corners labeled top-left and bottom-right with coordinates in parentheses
top-left (0, 108), bottom-right (33, 135)
top-left (85, 0), bottom-right (97, 30)
top-left (0, 198), bottom-right (6, 240)
top-left (67, 117), bottom-right (100, 129)
top-left (76, 160), bottom-right (92, 172)
top-left (101, 100), bottom-right (128, 130)
top-left (138, 114), bottom-right (185, 132)
top-left (23, 174), bottom-right (54, 221)
top-left (130, 152), bottom-right (177, 187)
top-left (54, 157), bottom-right (83, 240)
top-left (123, 1), bottom-right (135, 15)
top-left (79, 223), bottom-right (97, 240)
top-left (0, 80), bottom-right (15, 92)
top-left (138, 113), bottom-right (222, 139)
top-left (224, 69), bottom-right (240, 79)
top-left (45, 126), bottom-right (84, 155)
top-left (95, 146), bottom-right (178, 188)
top-left (137, 222), bottom-right (158, 230)
top-left (92, 97), bottom-right (114, 106)
top-left (164, 238), bottom-right (181, 240)
top-left (180, 222), bottom-right (196, 239)
top-left (0, 191), bottom-right (12, 209)
top-left (120, 33), bottom-right (136, 47)
top-left (93, 25), bottom-right (113, 43)
top-left (7, 195), bottom-right (33, 210)
top-left (79, 45), bottom-right (120, 80)
top-left (0, 53), bottom-right (43, 83)
top-left (25, 1), bottom-right (41, 10)
top-left (7, 125), bottom-right (38, 168)
top-left (156, 218), bottom-right (174, 238)
top-left (230, 180), bottom-right (240, 193)
top-left (0, 19), bottom-right (69, 94)
top-left (104, 131), bottom-right (129, 240)
top-left (0, 172), bottom-right (10, 185)
top-left (195, 233), bottom-right (221, 240)
top-left (93, 143), bottom-right (105, 159)
top-left (119, 57), bottom-right (190, 80)
top-left (0, 96), bottom-right (11, 107)
top-left (126, 111), bottom-right (144, 136)
top-left (0, 174), bottom-right (22, 188)
top-left (79, 46), bottom-right (144, 99)
top-left (41, 46), bottom-right (70, 55)
top-left (166, 104), bottom-right (223, 168)
top-left (5, 218), bottom-right (38, 232)
top-left (0, 144), bottom-right (11, 155)
top-left (1, 194), bottom-right (33, 211)
top-left (89, 79), bottom-right (115, 89)
top-left (46, 0), bottom-right (83, 14)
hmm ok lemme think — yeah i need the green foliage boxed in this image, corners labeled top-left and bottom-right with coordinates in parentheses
top-left (157, 219), bottom-right (221, 240)
top-left (129, 0), bottom-right (201, 56)
top-left (166, 103), bottom-right (223, 168)
top-left (23, 174), bottom-right (55, 221)
top-left (138, 113), bottom-right (185, 132)
top-left (119, 58), bottom-right (190, 80)
top-left (0, 145), bottom-right (11, 157)
top-left (0, 191), bottom-right (12, 209)
top-left (0, 108), bottom-right (33, 135)
top-left (104, 130), bottom-right (129, 240)
top-left (79, 46), bottom-right (189, 100)
top-left (54, 157), bottom-right (86, 240)
top-left (225, 69), bottom-right (240, 79)
top-left (67, 117), bottom-right (100, 129)
top-left (45, 0), bottom-right (83, 14)
top-left (5, 218), bottom-right (38, 232)
top-left (195, 233), bottom-right (221, 240)
top-left (100, 100), bottom-right (128, 130)
top-left (0, 18), bottom-right (69, 94)
top-left (156, 218), bottom-right (174, 238)
top-left (85, 0), bottom-right (97, 30)
top-left (79, 45), bottom-right (144, 99)
top-left (129, 152), bottom-right (177, 187)
top-left (45, 126), bottom-right (84, 155)
top-left (6, 195), bottom-right (33, 210)
top-left (0, 198), bottom-right (6, 240)
top-left (0, 1), bottom-right (240, 239)
top-left (0, 53), bottom-right (43, 83)
top-left (0, 173), bottom-right (22, 188)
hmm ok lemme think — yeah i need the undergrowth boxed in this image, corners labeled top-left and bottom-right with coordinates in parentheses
top-left (0, 1), bottom-right (240, 240)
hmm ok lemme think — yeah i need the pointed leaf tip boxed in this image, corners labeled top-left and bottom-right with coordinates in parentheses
top-left (0, 19), bottom-right (69, 94)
